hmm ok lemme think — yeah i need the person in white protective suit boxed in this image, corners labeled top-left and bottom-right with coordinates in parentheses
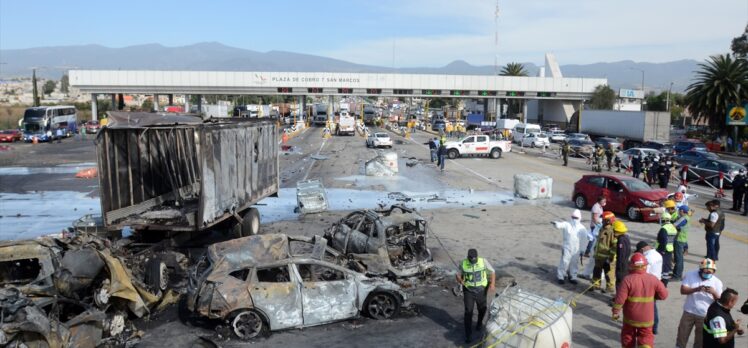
top-left (553, 209), bottom-right (589, 285)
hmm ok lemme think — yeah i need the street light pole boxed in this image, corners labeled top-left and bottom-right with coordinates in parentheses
top-left (666, 82), bottom-right (674, 112)
top-left (629, 67), bottom-right (645, 110)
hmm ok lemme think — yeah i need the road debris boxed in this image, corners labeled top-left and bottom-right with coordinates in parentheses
top-left (296, 179), bottom-right (329, 214)
top-left (365, 152), bottom-right (398, 176)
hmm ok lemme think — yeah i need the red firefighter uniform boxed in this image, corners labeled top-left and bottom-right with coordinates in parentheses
top-left (612, 253), bottom-right (669, 348)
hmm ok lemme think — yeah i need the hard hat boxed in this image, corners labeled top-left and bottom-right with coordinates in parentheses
top-left (613, 220), bottom-right (628, 234)
top-left (629, 252), bottom-right (648, 270)
top-left (661, 213), bottom-right (672, 222)
top-left (663, 200), bottom-right (676, 209)
top-left (699, 258), bottom-right (717, 271)
top-left (571, 209), bottom-right (582, 219)
top-left (602, 211), bottom-right (616, 222)
top-left (674, 192), bottom-right (684, 201)
top-left (678, 205), bottom-right (690, 213)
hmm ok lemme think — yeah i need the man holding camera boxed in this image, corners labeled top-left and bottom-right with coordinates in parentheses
top-left (676, 258), bottom-right (723, 348)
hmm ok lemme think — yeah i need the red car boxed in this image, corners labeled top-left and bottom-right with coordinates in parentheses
top-left (85, 120), bottom-right (101, 133)
top-left (0, 129), bottom-right (22, 142)
top-left (572, 174), bottom-right (668, 222)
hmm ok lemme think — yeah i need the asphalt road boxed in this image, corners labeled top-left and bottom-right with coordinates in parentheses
top-left (0, 129), bottom-right (746, 347)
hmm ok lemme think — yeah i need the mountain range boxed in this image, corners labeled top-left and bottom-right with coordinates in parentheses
top-left (0, 42), bottom-right (702, 92)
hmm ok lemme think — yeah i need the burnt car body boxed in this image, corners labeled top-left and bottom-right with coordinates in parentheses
top-left (0, 240), bottom-right (61, 297)
top-left (186, 234), bottom-right (409, 340)
top-left (324, 205), bottom-right (433, 278)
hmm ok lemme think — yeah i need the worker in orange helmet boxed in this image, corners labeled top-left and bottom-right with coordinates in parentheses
top-left (613, 252), bottom-right (669, 348)
top-left (591, 211), bottom-right (618, 293)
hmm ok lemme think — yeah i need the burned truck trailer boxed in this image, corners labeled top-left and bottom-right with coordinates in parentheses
top-left (96, 112), bottom-right (279, 236)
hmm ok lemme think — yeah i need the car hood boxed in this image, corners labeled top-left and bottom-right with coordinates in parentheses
top-left (630, 189), bottom-right (668, 202)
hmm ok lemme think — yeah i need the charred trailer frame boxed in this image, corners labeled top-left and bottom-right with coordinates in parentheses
top-left (96, 113), bottom-right (279, 234)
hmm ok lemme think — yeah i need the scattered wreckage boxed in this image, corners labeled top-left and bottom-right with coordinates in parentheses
top-left (0, 234), bottom-right (186, 347)
top-left (324, 205), bottom-right (433, 278)
top-left (185, 234), bottom-right (409, 340)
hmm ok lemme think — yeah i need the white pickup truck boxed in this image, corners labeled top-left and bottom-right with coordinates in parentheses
top-left (444, 135), bottom-right (511, 159)
top-left (335, 112), bottom-right (356, 136)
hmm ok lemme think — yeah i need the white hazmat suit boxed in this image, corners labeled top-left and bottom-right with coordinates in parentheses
top-left (553, 210), bottom-right (589, 281)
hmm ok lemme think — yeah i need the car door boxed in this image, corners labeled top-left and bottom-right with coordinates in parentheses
top-left (461, 136), bottom-right (476, 154)
top-left (584, 176), bottom-right (606, 205)
top-left (603, 177), bottom-right (627, 213)
top-left (296, 262), bottom-right (358, 325)
top-left (249, 264), bottom-right (304, 330)
top-left (474, 135), bottom-right (489, 152)
top-left (698, 160), bottom-right (721, 183)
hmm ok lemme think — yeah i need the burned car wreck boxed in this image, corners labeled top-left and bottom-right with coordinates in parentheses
top-left (324, 205), bottom-right (433, 278)
top-left (185, 234), bottom-right (409, 340)
top-left (0, 234), bottom-right (185, 347)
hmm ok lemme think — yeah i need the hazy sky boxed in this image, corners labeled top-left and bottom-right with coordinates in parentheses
top-left (1, 0), bottom-right (746, 67)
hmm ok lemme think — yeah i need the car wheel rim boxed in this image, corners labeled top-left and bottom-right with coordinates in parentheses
top-left (575, 196), bottom-right (585, 208)
top-left (628, 207), bottom-right (637, 220)
top-left (232, 311), bottom-right (263, 339)
top-left (368, 294), bottom-right (396, 319)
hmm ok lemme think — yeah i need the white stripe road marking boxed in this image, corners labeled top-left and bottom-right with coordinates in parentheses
top-left (302, 137), bottom-right (328, 181)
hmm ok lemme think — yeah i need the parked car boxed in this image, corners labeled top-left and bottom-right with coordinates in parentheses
top-left (673, 139), bottom-right (707, 154)
top-left (0, 129), bottom-right (22, 142)
top-left (572, 174), bottom-right (668, 222)
top-left (674, 150), bottom-right (720, 167)
top-left (325, 205), bottom-right (433, 277)
top-left (641, 141), bottom-right (673, 156)
top-left (366, 132), bottom-right (393, 148)
top-left (594, 137), bottom-right (622, 150)
top-left (85, 120), bottom-right (101, 133)
top-left (443, 134), bottom-right (511, 159)
top-left (566, 133), bottom-right (591, 141)
top-left (567, 139), bottom-right (595, 157)
top-left (520, 132), bottom-right (550, 148)
top-left (616, 148), bottom-right (662, 168)
top-left (685, 159), bottom-right (746, 189)
top-left (549, 131), bottom-right (567, 143)
top-left (186, 234), bottom-right (409, 340)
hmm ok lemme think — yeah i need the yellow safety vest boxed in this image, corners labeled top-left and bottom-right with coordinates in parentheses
top-left (655, 224), bottom-right (678, 252)
top-left (462, 258), bottom-right (488, 288)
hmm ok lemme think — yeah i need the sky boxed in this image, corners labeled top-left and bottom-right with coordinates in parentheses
top-left (1, 0), bottom-right (747, 67)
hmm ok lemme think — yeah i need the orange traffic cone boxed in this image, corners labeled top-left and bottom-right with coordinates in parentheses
top-left (282, 132), bottom-right (289, 144)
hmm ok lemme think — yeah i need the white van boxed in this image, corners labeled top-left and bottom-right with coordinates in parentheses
top-left (512, 123), bottom-right (541, 144)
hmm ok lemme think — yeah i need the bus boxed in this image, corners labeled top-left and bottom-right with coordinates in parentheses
top-left (21, 106), bottom-right (78, 142)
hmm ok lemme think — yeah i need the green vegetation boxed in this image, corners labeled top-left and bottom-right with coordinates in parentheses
top-left (500, 62), bottom-right (528, 77)
top-left (685, 54), bottom-right (748, 131)
top-left (32, 70), bottom-right (40, 107)
top-left (588, 85), bottom-right (616, 110)
top-left (731, 24), bottom-right (747, 59)
top-left (60, 74), bottom-right (69, 94)
top-left (42, 80), bottom-right (56, 96)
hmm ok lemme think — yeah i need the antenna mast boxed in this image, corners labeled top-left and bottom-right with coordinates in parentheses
top-left (494, 0), bottom-right (500, 75)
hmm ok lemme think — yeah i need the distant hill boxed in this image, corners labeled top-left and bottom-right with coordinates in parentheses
top-left (0, 42), bottom-right (701, 92)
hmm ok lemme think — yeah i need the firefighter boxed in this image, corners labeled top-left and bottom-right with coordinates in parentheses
top-left (612, 253), bottom-right (669, 348)
top-left (592, 211), bottom-right (617, 293)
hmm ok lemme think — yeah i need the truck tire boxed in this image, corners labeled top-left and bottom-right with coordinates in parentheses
top-left (447, 149), bottom-right (459, 159)
top-left (240, 208), bottom-right (261, 237)
top-left (490, 148), bottom-right (502, 159)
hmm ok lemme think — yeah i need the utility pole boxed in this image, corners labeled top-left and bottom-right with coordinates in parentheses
top-left (665, 82), bottom-right (674, 112)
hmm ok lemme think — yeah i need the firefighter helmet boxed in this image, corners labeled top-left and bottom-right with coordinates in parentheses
top-left (629, 252), bottom-right (648, 270)
top-left (613, 220), bottom-right (628, 234)
top-left (699, 258), bottom-right (717, 271)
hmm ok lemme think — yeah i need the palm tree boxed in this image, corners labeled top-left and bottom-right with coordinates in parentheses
top-left (499, 63), bottom-right (529, 119)
top-left (500, 62), bottom-right (528, 77)
top-left (685, 54), bottom-right (748, 131)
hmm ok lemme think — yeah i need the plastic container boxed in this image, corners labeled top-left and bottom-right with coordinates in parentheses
top-left (513, 173), bottom-right (553, 200)
top-left (483, 287), bottom-right (572, 348)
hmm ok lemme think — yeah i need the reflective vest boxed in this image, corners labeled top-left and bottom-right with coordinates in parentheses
top-left (655, 224), bottom-right (678, 252)
top-left (676, 215), bottom-right (691, 243)
top-left (462, 258), bottom-right (488, 288)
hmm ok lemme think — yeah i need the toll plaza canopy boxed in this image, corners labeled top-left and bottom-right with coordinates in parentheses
top-left (70, 70), bottom-right (607, 100)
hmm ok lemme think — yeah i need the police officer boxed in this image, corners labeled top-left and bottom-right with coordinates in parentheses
top-left (456, 249), bottom-right (496, 343)
top-left (561, 140), bottom-right (570, 166)
top-left (732, 169), bottom-right (746, 212)
top-left (656, 158), bottom-right (671, 189)
top-left (632, 153), bottom-right (643, 179)
top-left (605, 144), bottom-right (615, 171)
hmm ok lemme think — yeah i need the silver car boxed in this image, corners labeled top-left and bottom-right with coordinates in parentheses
top-left (186, 234), bottom-right (409, 340)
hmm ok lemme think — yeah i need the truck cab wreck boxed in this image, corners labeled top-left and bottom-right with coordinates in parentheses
top-left (324, 205), bottom-right (433, 278)
top-left (185, 234), bottom-right (409, 340)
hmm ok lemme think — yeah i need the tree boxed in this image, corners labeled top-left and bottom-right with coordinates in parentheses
top-left (42, 80), bottom-right (56, 96)
top-left (500, 62), bottom-right (528, 76)
top-left (32, 69), bottom-right (40, 106)
top-left (60, 74), bottom-right (69, 94)
top-left (141, 99), bottom-right (153, 112)
top-left (685, 54), bottom-right (748, 131)
top-left (118, 93), bottom-right (125, 111)
top-left (589, 85), bottom-right (616, 110)
top-left (731, 24), bottom-right (748, 59)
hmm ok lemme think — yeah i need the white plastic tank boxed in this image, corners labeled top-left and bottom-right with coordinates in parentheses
top-left (483, 287), bottom-right (572, 348)
top-left (513, 173), bottom-right (553, 200)
top-left (382, 152), bottom-right (399, 173)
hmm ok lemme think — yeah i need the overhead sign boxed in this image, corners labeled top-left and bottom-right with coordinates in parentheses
top-left (619, 88), bottom-right (644, 99)
top-left (726, 102), bottom-right (748, 126)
